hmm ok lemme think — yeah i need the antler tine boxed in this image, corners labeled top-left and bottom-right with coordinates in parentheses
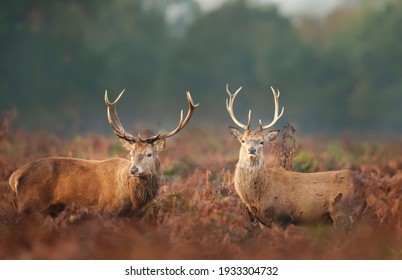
top-left (180, 91), bottom-right (199, 129)
top-left (105, 90), bottom-right (124, 135)
top-left (140, 91), bottom-right (199, 142)
top-left (226, 83), bottom-right (251, 130)
top-left (259, 86), bottom-right (285, 131)
top-left (105, 89), bottom-right (138, 143)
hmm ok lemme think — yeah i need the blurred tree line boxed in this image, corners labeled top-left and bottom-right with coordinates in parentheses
top-left (0, 0), bottom-right (401, 136)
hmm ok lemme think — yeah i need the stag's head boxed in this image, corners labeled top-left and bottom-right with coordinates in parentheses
top-left (226, 84), bottom-right (284, 167)
top-left (105, 89), bottom-right (198, 177)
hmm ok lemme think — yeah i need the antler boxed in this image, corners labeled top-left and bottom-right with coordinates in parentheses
top-left (141, 91), bottom-right (199, 143)
top-left (226, 83), bottom-right (251, 130)
top-left (258, 86), bottom-right (284, 131)
top-left (105, 89), bottom-right (138, 143)
top-left (226, 84), bottom-right (284, 131)
top-left (105, 89), bottom-right (199, 144)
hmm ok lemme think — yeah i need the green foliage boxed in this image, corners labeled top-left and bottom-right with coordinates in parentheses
top-left (323, 144), bottom-right (348, 170)
top-left (0, 0), bottom-right (401, 135)
top-left (108, 141), bottom-right (126, 156)
top-left (292, 151), bottom-right (319, 172)
top-left (163, 161), bottom-right (183, 178)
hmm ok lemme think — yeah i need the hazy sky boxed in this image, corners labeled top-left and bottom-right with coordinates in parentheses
top-left (196, 0), bottom-right (345, 16)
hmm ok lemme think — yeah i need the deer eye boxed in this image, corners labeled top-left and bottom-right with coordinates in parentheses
top-left (241, 139), bottom-right (245, 143)
top-left (260, 141), bottom-right (264, 145)
top-left (146, 153), bottom-right (153, 157)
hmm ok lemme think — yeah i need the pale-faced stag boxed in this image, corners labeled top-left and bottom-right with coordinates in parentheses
top-left (226, 83), bottom-right (366, 230)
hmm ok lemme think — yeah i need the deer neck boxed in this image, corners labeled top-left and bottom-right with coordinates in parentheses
top-left (235, 161), bottom-right (266, 184)
top-left (127, 173), bottom-right (160, 211)
top-left (237, 149), bottom-right (265, 171)
top-left (234, 158), bottom-right (269, 217)
top-left (117, 161), bottom-right (160, 211)
top-left (235, 150), bottom-right (268, 192)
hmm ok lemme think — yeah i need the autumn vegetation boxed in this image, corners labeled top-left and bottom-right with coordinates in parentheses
top-left (1, 117), bottom-right (401, 260)
top-left (1, 0), bottom-right (402, 134)
top-left (1, 0), bottom-right (402, 260)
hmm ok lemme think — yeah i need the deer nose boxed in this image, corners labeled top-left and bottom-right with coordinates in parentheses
top-left (130, 166), bottom-right (139, 175)
top-left (248, 147), bottom-right (256, 154)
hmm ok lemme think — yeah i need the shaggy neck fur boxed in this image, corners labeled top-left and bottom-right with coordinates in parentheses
top-left (237, 149), bottom-right (265, 171)
top-left (127, 173), bottom-right (159, 211)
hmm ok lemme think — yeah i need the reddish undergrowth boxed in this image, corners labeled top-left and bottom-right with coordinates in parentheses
top-left (0, 122), bottom-right (401, 259)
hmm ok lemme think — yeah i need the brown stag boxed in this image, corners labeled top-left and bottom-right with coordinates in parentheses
top-left (9, 90), bottom-right (198, 216)
top-left (226, 83), bottom-right (366, 230)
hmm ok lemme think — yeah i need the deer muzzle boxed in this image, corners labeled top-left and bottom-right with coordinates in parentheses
top-left (129, 165), bottom-right (141, 176)
top-left (248, 147), bottom-right (257, 155)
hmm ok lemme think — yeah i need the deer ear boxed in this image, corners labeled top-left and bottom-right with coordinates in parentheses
top-left (229, 126), bottom-right (243, 142)
top-left (118, 138), bottom-right (133, 150)
top-left (262, 130), bottom-right (279, 142)
top-left (153, 139), bottom-right (166, 152)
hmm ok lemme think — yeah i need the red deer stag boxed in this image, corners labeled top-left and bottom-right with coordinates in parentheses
top-left (9, 90), bottom-right (198, 216)
top-left (226, 84), bottom-right (366, 230)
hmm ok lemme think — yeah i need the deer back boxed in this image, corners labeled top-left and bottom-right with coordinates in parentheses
top-left (235, 166), bottom-right (365, 226)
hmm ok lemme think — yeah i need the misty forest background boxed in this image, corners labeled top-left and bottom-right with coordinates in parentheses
top-left (1, 0), bottom-right (401, 137)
